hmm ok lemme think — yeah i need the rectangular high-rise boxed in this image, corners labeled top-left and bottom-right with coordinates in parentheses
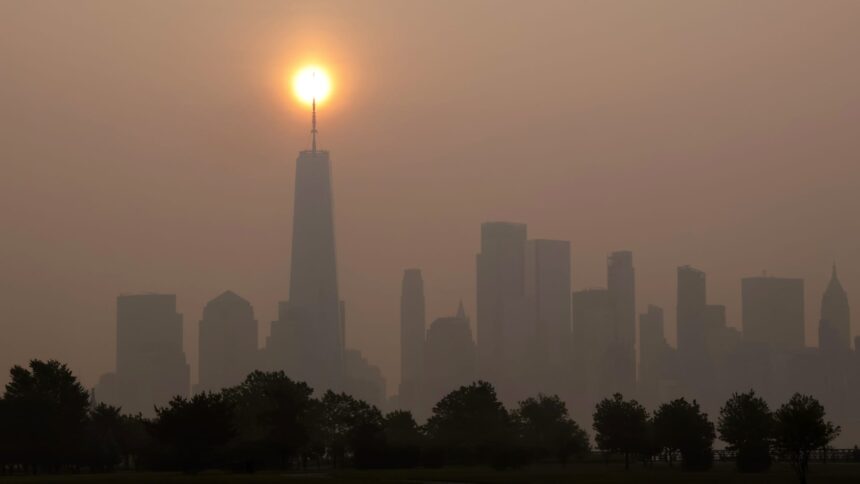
top-left (607, 251), bottom-right (635, 396)
top-left (525, 239), bottom-right (571, 395)
top-left (677, 265), bottom-right (707, 356)
top-left (571, 288), bottom-right (612, 418)
top-left (115, 294), bottom-right (189, 414)
top-left (476, 221), bottom-right (527, 400)
top-left (639, 305), bottom-right (668, 406)
top-left (399, 268), bottom-right (426, 412)
top-left (742, 276), bottom-right (805, 351)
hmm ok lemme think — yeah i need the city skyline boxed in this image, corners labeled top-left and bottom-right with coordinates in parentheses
top-left (2, 0), bottom-right (860, 408)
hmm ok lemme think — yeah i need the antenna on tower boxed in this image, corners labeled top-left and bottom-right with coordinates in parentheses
top-left (311, 71), bottom-right (318, 154)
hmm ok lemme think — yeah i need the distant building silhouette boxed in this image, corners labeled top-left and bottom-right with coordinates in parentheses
top-left (675, 265), bottom-right (711, 401)
top-left (344, 348), bottom-right (387, 411)
top-left (525, 239), bottom-right (571, 397)
top-left (267, 146), bottom-right (344, 392)
top-left (197, 290), bottom-right (258, 393)
top-left (638, 305), bottom-right (674, 407)
top-left (811, 264), bottom-right (853, 429)
top-left (422, 305), bottom-right (476, 415)
top-left (820, 264), bottom-right (850, 354)
top-left (606, 251), bottom-right (636, 397)
top-left (399, 268), bottom-right (426, 413)
top-left (476, 221), bottom-right (528, 402)
top-left (677, 265), bottom-right (707, 360)
top-left (570, 288), bottom-right (612, 421)
top-left (95, 294), bottom-right (189, 415)
top-left (742, 276), bottom-right (805, 351)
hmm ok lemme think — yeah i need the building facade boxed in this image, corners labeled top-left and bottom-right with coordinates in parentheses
top-left (198, 290), bottom-right (258, 393)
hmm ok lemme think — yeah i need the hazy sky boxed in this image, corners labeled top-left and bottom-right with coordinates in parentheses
top-left (1, 0), bottom-right (859, 391)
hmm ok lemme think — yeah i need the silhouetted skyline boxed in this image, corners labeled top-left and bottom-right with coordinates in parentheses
top-left (2, 3), bottom-right (860, 452)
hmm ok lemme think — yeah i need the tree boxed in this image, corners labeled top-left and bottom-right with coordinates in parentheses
top-left (223, 371), bottom-right (316, 469)
top-left (85, 403), bottom-right (123, 471)
top-left (115, 413), bottom-right (152, 470)
top-left (652, 398), bottom-right (715, 470)
top-left (718, 390), bottom-right (774, 472)
top-left (316, 391), bottom-right (384, 468)
top-left (773, 394), bottom-right (840, 484)
top-left (592, 393), bottom-right (648, 470)
top-left (382, 410), bottom-right (423, 468)
top-left (513, 394), bottom-right (589, 464)
top-left (424, 381), bottom-right (517, 467)
top-left (150, 392), bottom-right (236, 472)
top-left (0, 359), bottom-right (90, 472)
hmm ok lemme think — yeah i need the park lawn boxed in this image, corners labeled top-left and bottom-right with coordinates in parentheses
top-left (1, 463), bottom-right (858, 483)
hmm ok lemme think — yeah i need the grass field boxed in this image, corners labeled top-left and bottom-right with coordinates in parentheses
top-left (2, 463), bottom-right (859, 484)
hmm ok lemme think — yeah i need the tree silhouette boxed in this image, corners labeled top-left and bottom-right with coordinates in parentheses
top-left (773, 393), bottom-right (840, 484)
top-left (382, 410), bottom-right (423, 468)
top-left (151, 392), bottom-right (236, 472)
top-left (0, 359), bottom-right (89, 472)
top-left (316, 391), bottom-right (384, 468)
top-left (84, 403), bottom-right (123, 471)
top-left (718, 390), bottom-right (773, 472)
top-left (115, 413), bottom-right (152, 470)
top-left (652, 398), bottom-right (715, 470)
top-left (424, 381), bottom-right (516, 466)
top-left (592, 393), bottom-right (648, 470)
top-left (223, 371), bottom-right (315, 469)
top-left (513, 394), bottom-right (589, 464)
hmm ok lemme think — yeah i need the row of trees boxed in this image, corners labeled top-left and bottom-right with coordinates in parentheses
top-left (0, 360), bottom-right (588, 474)
top-left (0, 359), bottom-right (842, 484)
top-left (591, 392), bottom-right (839, 484)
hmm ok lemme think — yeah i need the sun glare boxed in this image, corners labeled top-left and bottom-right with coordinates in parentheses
top-left (292, 66), bottom-right (332, 105)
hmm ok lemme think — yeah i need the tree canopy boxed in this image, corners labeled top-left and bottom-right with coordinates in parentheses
top-left (592, 393), bottom-right (649, 470)
top-left (652, 398), bottom-right (715, 470)
top-left (424, 381), bottom-right (515, 466)
top-left (718, 390), bottom-right (774, 472)
top-left (773, 393), bottom-right (840, 484)
top-left (151, 392), bottom-right (236, 472)
top-left (0, 359), bottom-right (847, 478)
top-left (0, 359), bottom-right (90, 471)
top-left (513, 394), bottom-right (589, 464)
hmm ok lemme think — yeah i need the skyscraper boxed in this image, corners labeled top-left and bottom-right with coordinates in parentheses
top-left (267, 129), bottom-right (343, 391)
top-left (675, 265), bottom-right (710, 397)
top-left (198, 291), bottom-right (258, 393)
top-left (677, 265), bottom-right (707, 356)
top-left (820, 264), bottom-right (850, 354)
top-left (476, 221), bottom-right (527, 400)
top-left (399, 268), bottom-right (426, 412)
top-left (344, 348), bottom-right (388, 411)
top-left (607, 251), bottom-right (635, 396)
top-left (97, 294), bottom-right (190, 415)
top-left (525, 239), bottom-right (571, 396)
top-left (423, 307), bottom-right (476, 414)
top-left (742, 276), bottom-right (805, 351)
top-left (570, 288), bottom-right (612, 418)
top-left (638, 305), bottom-right (670, 406)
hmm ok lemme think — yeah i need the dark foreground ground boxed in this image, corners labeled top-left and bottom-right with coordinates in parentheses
top-left (1, 463), bottom-right (859, 484)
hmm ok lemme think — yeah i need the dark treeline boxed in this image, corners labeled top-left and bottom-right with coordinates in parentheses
top-left (0, 360), bottom-right (846, 484)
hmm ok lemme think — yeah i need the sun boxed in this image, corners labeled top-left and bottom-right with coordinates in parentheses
top-left (292, 66), bottom-right (332, 105)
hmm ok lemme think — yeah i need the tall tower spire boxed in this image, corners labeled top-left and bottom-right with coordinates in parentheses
top-left (311, 77), bottom-right (318, 154)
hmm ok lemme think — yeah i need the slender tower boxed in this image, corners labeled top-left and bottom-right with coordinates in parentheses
top-left (399, 269), bottom-right (426, 412)
top-left (272, 84), bottom-right (344, 391)
top-left (820, 263), bottom-right (850, 353)
top-left (607, 251), bottom-right (635, 396)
